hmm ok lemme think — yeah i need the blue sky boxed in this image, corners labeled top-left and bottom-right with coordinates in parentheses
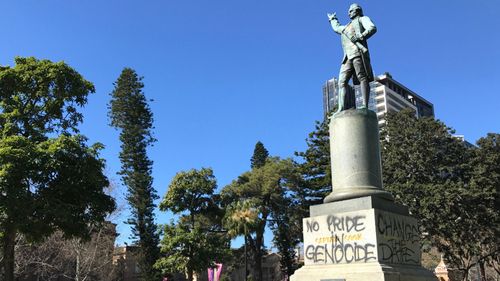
top-left (1, 1), bottom-right (499, 247)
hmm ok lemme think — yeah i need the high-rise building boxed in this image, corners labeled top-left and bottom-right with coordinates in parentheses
top-left (322, 77), bottom-right (337, 115)
top-left (322, 72), bottom-right (434, 126)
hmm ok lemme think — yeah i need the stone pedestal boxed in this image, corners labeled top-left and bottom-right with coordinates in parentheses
top-left (290, 197), bottom-right (436, 281)
top-left (290, 109), bottom-right (435, 281)
top-left (324, 109), bottom-right (393, 203)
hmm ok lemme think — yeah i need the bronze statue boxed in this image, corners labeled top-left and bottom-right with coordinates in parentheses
top-left (328, 3), bottom-right (376, 113)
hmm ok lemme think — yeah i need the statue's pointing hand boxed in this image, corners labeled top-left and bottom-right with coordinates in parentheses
top-left (327, 12), bottom-right (337, 21)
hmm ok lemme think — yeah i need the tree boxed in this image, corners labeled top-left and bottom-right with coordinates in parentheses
top-left (251, 141), bottom-right (269, 169)
top-left (157, 168), bottom-right (229, 281)
top-left (380, 109), bottom-right (498, 280)
top-left (0, 57), bottom-right (115, 281)
top-left (294, 118), bottom-right (331, 214)
top-left (108, 67), bottom-right (160, 281)
top-left (223, 200), bottom-right (259, 281)
top-left (380, 109), bottom-right (470, 227)
top-left (269, 195), bottom-right (300, 278)
top-left (250, 142), bottom-right (300, 276)
top-left (468, 133), bottom-right (500, 278)
top-left (221, 158), bottom-right (297, 281)
top-left (14, 182), bottom-right (125, 281)
top-left (14, 223), bottom-right (120, 281)
top-left (290, 117), bottom-right (332, 265)
top-left (381, 109), bottom-right (469, 202)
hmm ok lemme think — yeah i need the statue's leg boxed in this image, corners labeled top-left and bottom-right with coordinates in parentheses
top-left (353, 57), bottom-right (369, 109)
top-left (336, 60), bottom-right (353, 114)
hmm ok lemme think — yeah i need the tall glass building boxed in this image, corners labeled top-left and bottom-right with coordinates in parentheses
top-left (322, 72), bottom-right (434, 126)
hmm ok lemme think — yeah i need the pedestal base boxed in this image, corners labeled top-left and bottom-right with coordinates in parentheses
top-left (290, 196), bottom-right (436, 281)
top-left (290, 262), bottom-right (436, 281)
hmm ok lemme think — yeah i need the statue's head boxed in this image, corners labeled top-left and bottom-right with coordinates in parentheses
top-left (348, 3), bottom-right (363, 19)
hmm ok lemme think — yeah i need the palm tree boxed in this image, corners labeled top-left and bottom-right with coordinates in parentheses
top-left (223, 200), bottom-right (259, 281)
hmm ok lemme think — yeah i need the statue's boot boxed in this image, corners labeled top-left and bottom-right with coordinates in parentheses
top-left (359, 79), bottom-right (370, 109)
top-left (333, 86), bottom-right (346, 116)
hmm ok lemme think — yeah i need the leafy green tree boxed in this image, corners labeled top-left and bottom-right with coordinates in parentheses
top-left (251, 141), bottom-right (269, 169)
top-left (221, 158), bottom-right (297, 281)
top-left (155, 220), bottom-right (227, 281)
top-left (0, 57), bottom-right (115, 281)
top-left (157, 168), bottom-right (229, 281)
top-left (252, 142), bottom-right (300, 276)
top-left (467, 133), bottom-right (499, 277)
top-left (236, 141), bottom-right (269, 280)
top-left (381, 109), bottom-right (470, 227)
top-left (269, 195), bottom-right (301, 277)
top-left (380, 109), bottom-right (498, 280)
top-left (108, 68), bottom-right (159, 281)
top-left (160, 168), bottom-right (217, 225)
top-left (223, 200), bottom-right (258, 281)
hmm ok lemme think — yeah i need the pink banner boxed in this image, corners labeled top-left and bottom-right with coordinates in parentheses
top-left (207, 268), bottom-right (214, 281)
top-left (215, 263), bottom-right (223, 281)
top-left (207, 263), bottom-right (223, 281)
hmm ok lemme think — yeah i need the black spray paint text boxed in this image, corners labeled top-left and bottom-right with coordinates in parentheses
top-left (305, 233), bottom-right (376, 264)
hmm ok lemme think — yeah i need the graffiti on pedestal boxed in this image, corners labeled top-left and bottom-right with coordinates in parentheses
top-left (303, 209), bottom-right (423, 266)
top-left (303, 211), bottom-right (377, 265)
top-left (376, 210), bottom-right (421, 265)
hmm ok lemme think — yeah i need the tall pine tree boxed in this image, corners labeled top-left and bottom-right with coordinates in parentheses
top-left (251, 141), bottom-right (269, 169)
top-left (109, 68), bottom-right (160, 281)
top-left (294, 118), bottom-right (331, 216)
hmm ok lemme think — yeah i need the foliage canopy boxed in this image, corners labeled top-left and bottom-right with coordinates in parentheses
top-left (0, 57), bottom-right (115, 281)
top-left (157, 168), bottom-right (229, 281)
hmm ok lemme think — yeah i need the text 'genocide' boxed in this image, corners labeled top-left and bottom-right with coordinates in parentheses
top-left (305, 215), bottom-right (376, 264)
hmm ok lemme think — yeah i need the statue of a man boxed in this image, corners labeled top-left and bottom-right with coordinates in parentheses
top-left (328, 3), bottom-right (376, 113)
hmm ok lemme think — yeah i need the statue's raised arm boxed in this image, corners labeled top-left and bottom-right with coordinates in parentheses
top-left (328, 3), bottom-right (376, 113)
top-left (328, 12), bottom-right (345, 35)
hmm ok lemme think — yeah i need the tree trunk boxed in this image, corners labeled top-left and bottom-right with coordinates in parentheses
top-left (187, 269), bottom-right (193, 281)
top-left (2, 226), bottom-right (16, 281)
top-left (75, 245), bottom-right (81, 281)
top-left (253, 221), bottom-right (265, 281)
top-left (253, 248), bottom-right (262, 281)
top-left (244, 227), bottom-right (248, 281)
top-left (479, 260), bottom-right (486, 281)
top-left (461, 269), bottom-right (469, 281)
